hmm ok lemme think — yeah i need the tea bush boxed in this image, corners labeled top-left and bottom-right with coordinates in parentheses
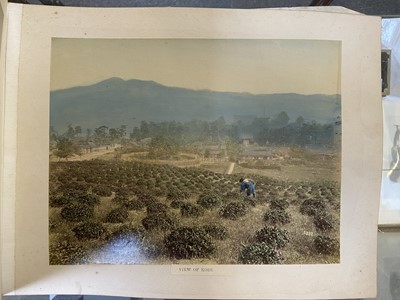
top-left (61, 181), bottom-right (89, 191)
top-left (166, 189), bottom-right (188, 201)
top-left (60, 187), bottom-right (88, 199)
top-left (49, 240), bottom-right (88, 265)
top-left (152, 187), bottom-right (165, 197)
top-left (239, 242), bottom-right (283, 264)
top-left (263, 209), bottom-right (292, 225)
top-left (109, 224), bottom-right (146, 240)
top-left (299, 199), bottom-right (327, 216)
top-left (170, 199), bottom-right (185, 209)
top-left (202, 224), bottom-right (228, 240)
top-left (76, 194), bottom-right (100, 206)
top-left (105, 207), bottom-right (129, 223)
top-left (92, 184), bottom-right (113, 197)
top-left (164, 226), bottom-right (216, 259)
top-left (112, 194), bottom-right (128, 204)
top-left (137, 193), bottom-right (158, 204)
top-left (255, 226), bottom-right (289, 249)
top-left (60, 203), bottom-right (94, 222)
top-left (142, 213), bottom-right (177, 231)
top-left (269, 198), bottom-right (290, 210)
top-left (50, 195), bottom-right (72, 207)
top-left (219, 202), bottom-right (248, 220)
top-left (180, 203), bottom-right (204, 218)
top-left (146, 201), bottom-right (168, 214)
top-left (123, 199), bottom-right (146, 210)
top-left (269, 190), bottom-right (278, 196)
top-left (243, 197), bottom-right (256, 207)
top-left (72, 222), bottom-right (107, 240)
top-left (224, 191), bottom-right (242, 201)
top-left (313, 211), bottom-right (335, 232)
top-left (314, 235), bottom-right (339, 255)
top-left (197, 192), bottom-right (222, 209)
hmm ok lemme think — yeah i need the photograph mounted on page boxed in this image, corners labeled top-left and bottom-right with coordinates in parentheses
top-left (48, 38), bottom-right (342, 265)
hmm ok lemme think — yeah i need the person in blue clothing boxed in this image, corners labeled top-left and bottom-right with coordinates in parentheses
top-left (239, 178), bottom-right (256, 197)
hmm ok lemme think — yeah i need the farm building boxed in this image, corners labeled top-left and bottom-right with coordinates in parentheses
top-left (239, 134), bottom-right (254, 146)
top-left (239, 149), bottom-right (286, 160)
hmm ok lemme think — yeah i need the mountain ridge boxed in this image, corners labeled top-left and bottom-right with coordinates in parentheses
top-left (52, 77), bottom-right (339, 98)
top-left (50, 77), bottom-right (341, 133)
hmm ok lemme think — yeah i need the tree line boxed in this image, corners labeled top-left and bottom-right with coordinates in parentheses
top-left (50, 111), bottom-right (340, 160)
top-left (129, 111), bottom-right (340, 147)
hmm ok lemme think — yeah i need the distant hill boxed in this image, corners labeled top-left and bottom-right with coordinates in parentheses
top-left (50, 77), bottom-right (341, 132)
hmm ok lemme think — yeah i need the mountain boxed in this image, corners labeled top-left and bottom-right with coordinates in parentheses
top-left (50, 77), bottom-right (341, 132)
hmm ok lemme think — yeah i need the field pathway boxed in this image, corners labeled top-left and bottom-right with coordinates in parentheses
top-left (68, 146), bottom-right (118, 161)
top-left (226, 162), bottom-right (235, 174)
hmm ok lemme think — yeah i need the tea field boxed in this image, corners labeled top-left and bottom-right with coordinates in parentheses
top-left (49, 159), bottom-right (340, 265)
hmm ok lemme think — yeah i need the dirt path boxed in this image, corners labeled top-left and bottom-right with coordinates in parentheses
top-left (226, 162), bottom-right (235, 174)
top-left (68, 147), bottom-right (116, 161)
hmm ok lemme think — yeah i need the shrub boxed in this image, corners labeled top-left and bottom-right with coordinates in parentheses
top-left (296, 192), bottom-right (308, 199)
top-left (152, 187), bottom-right (166, 197)
top-left (105, 207), bottom-right (129, 223)
top-left (109, 224), bottom-right (146, 241)
top-left (202, 224), bottom-right (228, 240)
top-left (123, 199), bottom-right (146, 210)
top-left (180, 203), bottom-right (204, 217)
top-left (314, 235), bottom-right (339, 255)
top-left (92, 185), bottom-right (113, 197)
top-left (164, 226), bottom-right (216, 259)
top-left (170, 199), bottom-right (185, 209)
top-left (269, 198), bottom-right (290, 210)
top-left (255, 226), bottom-right (289, 249)
top-left (112, 194), bottom-right (128, 204)
top-left (49, 240), bottom-right (88, 265)
top-left (263, 209), bottom-right (292, 225)
top-left (72, 222), bottom-right (107, 240)
top-left (166, 189), bottom-right (187, 201)
top-left (142, 213), bottom-right (177, 231)
top-left (239, 242), bottom-right (283, 264)
top-left (269, 190), bottom-right (278, 196)
top-left (219, 202), bottom-right (248, 220)
top-left (50, 195), bottom-right (72, 207)
top-left (243, 197), bottom-right (256, 207)
top-left (313, 211), bottom-right (335, 232)
top-left (224, 191), bottom-right (242, 201)
top-left (60, 187), bottom-right (87, 199)
top-left (197, 192), bottom-right (222, 209)
top-left (299, 199), bottom-right (327, 216)
top-left (60, 203), bottom-right (94, 222)
top-left (146, 201), bottom-right (168, 214)
top-left (77, 194), bottom-right (100, 206)
top-left (62, 180), bottom-right (89, 191)
top-left (136, 193), bottom-right (157, 204)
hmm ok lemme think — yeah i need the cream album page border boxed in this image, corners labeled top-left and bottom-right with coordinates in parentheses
top-left (2, 4), bottom-right (382, 298)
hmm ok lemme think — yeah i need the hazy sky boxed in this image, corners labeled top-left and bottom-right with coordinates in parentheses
top-left (50, 38), bottom-right (341, 95)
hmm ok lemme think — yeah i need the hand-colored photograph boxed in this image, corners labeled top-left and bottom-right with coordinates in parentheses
top-left (49, 38), bottom-right (341, 265)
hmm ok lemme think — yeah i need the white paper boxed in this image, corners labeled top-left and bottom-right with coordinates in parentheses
top-left (1, 4), bottom-right (382, 299)
top-left (0, 0), bottom-right (6, 298)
